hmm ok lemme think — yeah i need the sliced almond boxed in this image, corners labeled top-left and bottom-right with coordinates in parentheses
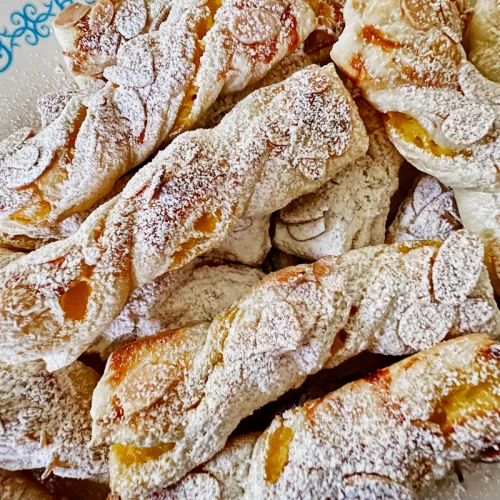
top-left (89, 0), bottom-right (115, 33)
top-left (54, 3), bottom-right (91, 30)
top-left (287, 218), bottom-right (326, 241)
top-left (2, 146), bottom-right (50, 190)
top-left (229, 8), bottom-right (281, 45)
top-left (433, 230), bottom-right (484, 304)
top-left (115, 0), bottom-right (147, 40)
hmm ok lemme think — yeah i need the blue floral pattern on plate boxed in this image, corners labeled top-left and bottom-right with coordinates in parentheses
top-left (0, 0), bottom-right (95, 73)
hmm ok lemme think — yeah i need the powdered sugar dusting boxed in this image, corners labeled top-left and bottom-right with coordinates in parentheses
top-left (274, 98), bottom-right (403, 260)
top-left (2, 0), bottom-right (321, 243)
top-left (247, 335), bottom-right (500, 498)
top-left (0, 65), bottom-right (367, 370)
top-left (92, 232), bottom-right (499, 498)
top-left (0, 361), bottom-right (108, 479)
top-left (387, 173), bottom-right (462, 243)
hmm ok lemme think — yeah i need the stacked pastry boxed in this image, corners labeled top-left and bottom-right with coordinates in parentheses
top-left (0, 0), bottom-right (499, 499)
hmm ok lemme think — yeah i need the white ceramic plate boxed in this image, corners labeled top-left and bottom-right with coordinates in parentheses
top-left (0, 0), bottom-right (94, 135)
top-left (0, 1), bottom-right (499, 498)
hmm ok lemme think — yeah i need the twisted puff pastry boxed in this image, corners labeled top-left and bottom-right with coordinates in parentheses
top-left (91, 231), bottom-right (499, 497)
top-left (90, 258), bottom-right (264, 357)
top-left (54, 0), bottom-right (344, 86)
top-left (273, 98), bottom-right (403, 260)
top-left (331, 0), bottom-right (500, 294)
top-left (54, 0), bottom-right (173, 87)
top-left (387, 173), bottom-right (462, 244)
top-left (0, 0), bottom-right (320, 242)
top-left (246, 334), bottom-right (500, 498)
top-left (0, 361), bottom-right (108, 480)
top-left (0, 65), bottom-right (368, 371)
top-left (140, 334), bottom-right (500, 500)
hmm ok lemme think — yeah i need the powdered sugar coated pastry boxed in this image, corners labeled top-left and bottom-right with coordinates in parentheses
top-left (0, 361), bottom-right (108, 480)
top-left (91, 231), bottom-right (499, 498)
top-left (0, 249), bottom-right (23, 270)
top-left (246, 334), bottom-right (500, 498)
top-left (90, 258), bottom-right (264, 357)
top-left (54, 0), bottom-right (173, 87)
top-left (387, 173), bottom-right (462, 243)
top-left (0, 65), bottom-right (368, 371)
top-left (274, 99), bottom-right (403, 260)
top-left (331, 0), bottom-right (500, 293)
top-left (0, 170), bottom-right (132, 252)
top-left (112, 433), bottom-right (260, 499)
top-left (0, 0), bottom-right (321, 243)
top-left (207, 215), bottom-right (271, 265)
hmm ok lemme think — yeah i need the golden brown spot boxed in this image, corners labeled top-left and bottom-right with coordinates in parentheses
top-left (361, 25), bottom-right (402, 51)
top-left (112, 442), bottom-right (175, 466)
top-left (387, 112), bottom-right (458, 157)
top-left (59, 280), bottom-right (91, 321)
top-left (396, 240), bottom-right (442, 254)
top-left (430, 381), bottom-right (500, 432)
top-left (265, 421), bottom-right (294, 483)
top-left (193, 211), bottom-right (218, 234)
top-left (108, 328), bottom-right (186, 387)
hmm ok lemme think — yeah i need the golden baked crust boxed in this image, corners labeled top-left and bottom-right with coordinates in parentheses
top-left (387, 173), bottom-right (462, 244)
top-left (91, 231), bottom-right (499, 498)
top-left (89, 258), bottom-right (264, 357)
top-left (0, 0), bottom-right (322, 243)
top-left (0, 361), bottom-right (107, 479)
top-left (247, 334), bottom-right (500, 497)
top-left (0, 64), bottom-right (368, 371)
top-left (331, 0), bottom-right (500, 293)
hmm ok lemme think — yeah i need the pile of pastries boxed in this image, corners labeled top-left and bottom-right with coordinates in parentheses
top-left (0, 0), bottom-right (499, 498)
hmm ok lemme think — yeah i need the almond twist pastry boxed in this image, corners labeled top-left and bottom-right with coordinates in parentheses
top-left (246, 334), bottom-right (500, 498)
top-left (387, 173), bottom-right (462, 243)
top-left (90, 258), bottom-right (264, 357)
top-left (0, 0), bottom-right (324, 243)
top-left (0, 65), bottom-right (368, 370)
top-left (125, 335), bottom-right (500, 499)
top-left (273, 98), bottom-right (403, 260)
top-left (91, 231), bottom-right (499, 497)
top-left (54, 0), bottom-right (345, 86)
top-left (54, 0), bottom-right (173, 86)
top-left (0, 361), bottom-right (108, 480)
top-left (331, 0), bottom-right (500, 293)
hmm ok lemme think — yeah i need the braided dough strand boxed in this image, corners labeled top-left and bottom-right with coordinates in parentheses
top-left (0, 64), bottom-right (368, 371)
top-left (0, 0), bottom-right (320, 241)
top-left (331, 0), bottom-right (500, 293)
top-left (135, 335), bottom-right (500, 499)
top-left (247, 334), bottom-right (500, 498)
top-left (91, 231), bottom-right (499, 497)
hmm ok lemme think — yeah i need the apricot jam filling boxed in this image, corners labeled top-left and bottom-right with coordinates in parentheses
top-left (10, 106), bottom-right (87, 225)
top-left (387, 112), bottom-right (457, 157)
top-left (172, 2), bottom-right (221, 133)
top-left (59, 280), bottom-right (92, 321)
top-left (430, 380), bottom-right (500, 430)
top-left (112, 442), bottom-right (175, 466)
top-left (265, 422), bottom-right (294, 483)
